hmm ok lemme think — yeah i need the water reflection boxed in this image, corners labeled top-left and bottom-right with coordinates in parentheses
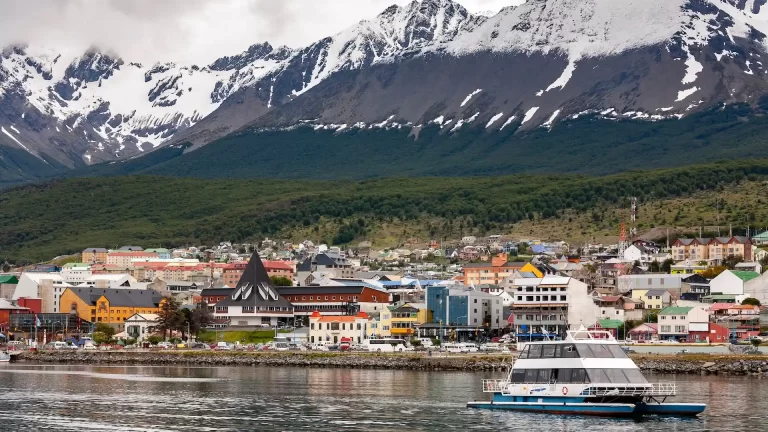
top-left (0, 364), bottom-right (762, 431)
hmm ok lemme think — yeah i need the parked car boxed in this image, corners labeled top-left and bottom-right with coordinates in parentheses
top-left (83, 342), bottom-right (97, 351)
top-left (156, 342), bottom-right (173, 349)
top-left (190, 342), bottom-right (210, 350)
top-left (215, 342), bottom-right (234, 351)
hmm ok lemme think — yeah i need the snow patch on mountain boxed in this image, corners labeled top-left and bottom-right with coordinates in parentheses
top-left (545, 59), bottom-right (577, 92)
top-left (677, 86), bottom-right (700, 101)
top-left (461, 89), bottom-right (482, 106)
top-left (499, 116), bottom-right (516, 130)
top-left (1, 126), bottom-right (30, 153)
top-left (485, 112), bottom-right (504, 128)
top-left (522, 107), bottom-right (539, 124)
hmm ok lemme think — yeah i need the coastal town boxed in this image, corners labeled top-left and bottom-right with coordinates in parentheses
top-left (0, 231), bottom-right (767, 353)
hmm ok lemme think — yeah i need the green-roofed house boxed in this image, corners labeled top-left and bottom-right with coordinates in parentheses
top-left (658, 306), bottom-right (709, 341)
top-left (589, 318), bottom-right (624, 338)
top-left (144, 248), bottom-right (171, 259)
top-left (710, 270), bottom-right (768, 304)
top-left (0, 275), bottom-right (19, 300)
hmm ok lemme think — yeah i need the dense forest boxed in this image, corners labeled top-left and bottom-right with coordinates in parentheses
top-left (2, 159), bottom-right (768, 263)
top-left (70, 102), bottom-right (768, 180)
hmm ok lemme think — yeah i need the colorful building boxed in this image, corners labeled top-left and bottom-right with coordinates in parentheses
top-left (81, 248), bottom-right (108, 264)
top-left (106, 251), bottom-right (159, 267)
top-left (389, 303), bottom-right (432, 338)
top-left (59, 287), bottom-right (164, 326)
top-left (309, 311), bottom-right (369, 344)
top-left (462, 254), bottom-right (527, 286)
top-left (222, 260), bottom-right (295, 287)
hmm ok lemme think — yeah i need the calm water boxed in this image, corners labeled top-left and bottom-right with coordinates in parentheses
top-left (0, 364), bottom-right (764, 431)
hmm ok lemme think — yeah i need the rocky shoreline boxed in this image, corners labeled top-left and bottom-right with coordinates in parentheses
top-left (12, 351), bottom-right (768, 375)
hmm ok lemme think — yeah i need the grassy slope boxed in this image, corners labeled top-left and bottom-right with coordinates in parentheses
top-left (2, 160), bottom-right (768, 262)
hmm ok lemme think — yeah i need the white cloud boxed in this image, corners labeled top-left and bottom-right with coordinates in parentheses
top-left (0, 0), bottom-right (525, 64)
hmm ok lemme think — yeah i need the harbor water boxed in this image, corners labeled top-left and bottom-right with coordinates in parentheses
top-left (0, 364), bottom-right (764, 431)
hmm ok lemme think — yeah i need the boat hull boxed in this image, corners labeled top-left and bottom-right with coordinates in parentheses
top-left (466, 401), bottom-right (636, 416)
top-left (467, 394), bottom-right (706, 417)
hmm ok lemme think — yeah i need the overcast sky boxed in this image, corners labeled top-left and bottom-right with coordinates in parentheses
top-left (2, 0), bottom-right (525, 64)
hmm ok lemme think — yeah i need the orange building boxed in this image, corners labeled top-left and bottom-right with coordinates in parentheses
top-left (462, 254), bottom-right (527, 285)
top-left (59, 287), bottom-right (164, 326)
top-left (81, 248), bottom-right (109, 264)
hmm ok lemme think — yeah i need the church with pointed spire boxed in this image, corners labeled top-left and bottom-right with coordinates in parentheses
top-left (212, 251), bottom-right (294, 327)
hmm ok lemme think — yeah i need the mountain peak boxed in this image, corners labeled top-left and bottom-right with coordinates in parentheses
top-left (209, 42), bottom-right (286, 71)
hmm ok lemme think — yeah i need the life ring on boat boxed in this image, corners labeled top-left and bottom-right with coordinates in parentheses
top-left (562, 387), bottom-right (569, 395)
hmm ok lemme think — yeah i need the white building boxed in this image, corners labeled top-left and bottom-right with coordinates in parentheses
top-left (13, 273), bottom-right (72, 313)
top-left (309, 311), bottom-right (369, 344)
top-left (617, 274), bottom-right (684, 295)
top-left (125, 313), bottom-right (159, 342)
top-left (509, 276), bottom-right (600, 335)
top-left (658, 306), bottom-right (709, 340)
top-left (709, 270), bottom-right (768, 302)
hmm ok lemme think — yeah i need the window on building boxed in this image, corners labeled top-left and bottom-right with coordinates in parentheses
top-left (332, 296), bottom-right (336, 301)
top-left (311, 323), bottom-right (315, 330)
top-left (325, 296), bottom-right (328, 300)
top-left (560, 296), bottom-right (566, 301)
top-left (331, 322), bottom-right (340, 330)
top-left (302, 297), bottom-right (306, 301)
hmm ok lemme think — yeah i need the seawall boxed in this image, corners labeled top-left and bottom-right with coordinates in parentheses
top-left (13, 351), bottom-right (768, 375)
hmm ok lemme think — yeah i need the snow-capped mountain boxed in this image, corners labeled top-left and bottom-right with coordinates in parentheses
top-left (3, 0), bottom-right (768, 178)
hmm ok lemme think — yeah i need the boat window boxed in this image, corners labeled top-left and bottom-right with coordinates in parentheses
top-left (622, 369), bottom-right (649, 384)
top-left (542, 345), bottom-right (556, 358)
top-left (575, 344), bottom-right (593, 358)
top-left (561, 344), bottom-right (578, 358)
top-left (557, 368), bottom-right (573, 383)
top-left (588, 344), bottom-right (614, 358)
top-left (604, 369), bottom-right (630, 383)
top-left (587, 369), bottom-right (610, 383)
top-left (528, 344), bottom-right (543, 359)
top-left (524, 369), bottom-right (538, 383)
top-left (519, 345), bottom-right (530, 359)
top-left (511, 370), bottom-right (526, 383)
top-left (607, 345), bottom-right (628, 358)
top-left (571, 369), bottom-right (588, 384)
top-left (537, 369), bottom-right (553, 383)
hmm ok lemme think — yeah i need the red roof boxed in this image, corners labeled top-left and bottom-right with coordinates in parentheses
top-left (108, 252), bottom-right (158, 257)
top-left (709, 303), bottom-right (733, 311)
top-left (598, 296), bottom-right (620, 302)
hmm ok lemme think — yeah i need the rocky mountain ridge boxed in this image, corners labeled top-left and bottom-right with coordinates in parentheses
top-left (3, 0), bottom-right (768, 183)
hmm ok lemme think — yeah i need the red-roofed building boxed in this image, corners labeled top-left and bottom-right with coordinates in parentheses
top-left (708, 302), bottom-right (733, 317)
top-left (107, 252), bottom-right (159, 267)
top-left (628, 323), bottom-right (658, 341)
top-left (222, 260), bottom-right (294, 287)
top-left (309, 311), bottom-right (369, 345)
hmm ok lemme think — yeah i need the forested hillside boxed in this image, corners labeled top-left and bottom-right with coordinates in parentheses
top-left (3, 160), bottom-right (768, 263)
top-left (71, 103), bottom-right (768, 180)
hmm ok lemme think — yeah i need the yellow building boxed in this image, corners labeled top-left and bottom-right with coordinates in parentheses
top-left (389, 303), bottom-right (432, 338)
top-left (59, 287), bottom-right (164, 327)
top-left (81, 248), bottom-right (108, 264)
top-left (462, 254), bottom-right (527, 286)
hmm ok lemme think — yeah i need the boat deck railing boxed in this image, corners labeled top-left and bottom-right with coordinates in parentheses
top-left (483, 380), bottom-right (677, 396)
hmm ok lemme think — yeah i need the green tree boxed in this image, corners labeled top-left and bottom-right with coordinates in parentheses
top-left (723, 254), bottom-right (744, 270)
top-left (156, 297), bottom-right (182, 340)
top-left (660, 259), bottom-right (674, 273)
top-left (270, 276), bottom-right (293, 286)
top-left (645, 312), bottom-right (659, 323)
top-left (191, 304), bottom-right (214, 337)
top-left (760, 254), bottom-right (768, 267)
top-left (94, 323), bottom-right (115, 340)
top-left (742, 297), bottom-right (761, 306)
top-left (648, 260), bottom-right (661, 272)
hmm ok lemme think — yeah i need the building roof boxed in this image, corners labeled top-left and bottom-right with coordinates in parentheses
top-left (119, 246), bottom-right (144, 251)
top-left (82, 248), bottom-right (108, 253)
top-left (463, 261), bottom-right (526, 269)
top-left (310, 311), bottom-right (368, 322)
top-left (201, 288), bottom-right (235, 297)
top-left (0, 275), bottom-right (19, 284)
top-left (682, 274), bottom-right (709, 284)
top-left (659, 306), bottom-right (693, 315)
top-left (644, 289), bottom-right (669, 297)
top-left (752, 231), bottom-right (768, 240)
top-left (0, 299), bottom-right (29, 310)
top-left (708, 303), bottom-right (733, 311)
top-left (597, 296), bottom-right (620, 302)
top-left (730, 271), bottom-right (760, 282)
top-left (214, 251), bottom-right (293, 309)
top-left (628, 323), bottom-right (658, 333)
top-left (703, 294), bottom-right (737, 300)
top-left (126, 313), bottom-right (159, 322)
top-left (66, 287), bottom-right (162, 308)
top-left (596, 319), bottom-right (623, 329)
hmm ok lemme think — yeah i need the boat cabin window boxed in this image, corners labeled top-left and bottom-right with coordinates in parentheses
top-left (519, 345), bottom-right (530, 359)
top-left (587, 369), bottom-right (648, 384)
top-left (576, 344), bottom-right (627, 359)
top-left (529, 345), bottom-right (543, 358)
top-left (511, 368), bottom-right (591, 383)
top-left (519, 343), bottom-right (579, 359)
top-left (542, 345), bottom-right (556, 358)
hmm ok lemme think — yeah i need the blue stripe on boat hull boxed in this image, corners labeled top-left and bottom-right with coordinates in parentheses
top-left (633, 403), bottom-right (707, 416)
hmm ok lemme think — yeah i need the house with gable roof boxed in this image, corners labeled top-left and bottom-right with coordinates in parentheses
top-left (213, 251), bottom-right (294, 327)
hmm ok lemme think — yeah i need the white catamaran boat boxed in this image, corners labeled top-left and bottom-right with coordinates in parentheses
top-left (467, 329), bottom-right (706, 417)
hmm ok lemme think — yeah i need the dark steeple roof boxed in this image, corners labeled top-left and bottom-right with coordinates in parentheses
top-left (215, 250), bottom-right (293, 309)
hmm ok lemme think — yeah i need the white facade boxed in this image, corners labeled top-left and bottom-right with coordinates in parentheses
top-left (658, 307), bottom-right (709, 338)
top-left (125, 313), bottom-right (159, 342)
top-left (741, 272), bottom-right (768, 304)
top-left (13, 273), bottom-right (72, 313)
top-left (510, 276), bottom-right (601, 332)
top-left (214, 305), bottom-right (293, 327)
top-left (309, 313), bottom-right (369, 344)
top-left (709, 270), bottom-right (750, 296)
top-left (623, 245), bottom-right (650, 263)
